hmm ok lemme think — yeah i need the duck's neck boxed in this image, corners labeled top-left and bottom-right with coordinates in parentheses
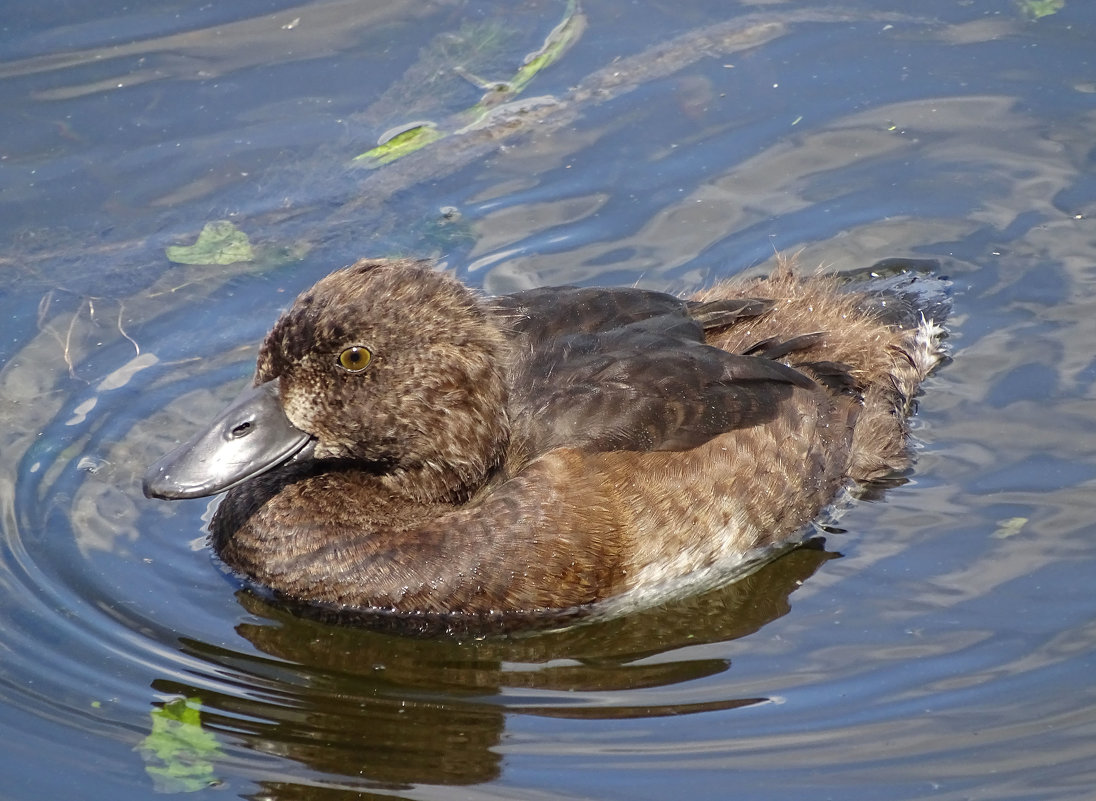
top-left (376, 311), bottom-right (514, 505)
top-left (211, 463), bottom-right (455, 605)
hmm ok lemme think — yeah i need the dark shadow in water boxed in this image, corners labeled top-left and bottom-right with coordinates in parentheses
top-left (151, 541), bottom-right (834, 798)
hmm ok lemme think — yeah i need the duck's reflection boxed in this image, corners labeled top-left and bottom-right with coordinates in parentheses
top-left (152, 541), bottom-right (833, 797)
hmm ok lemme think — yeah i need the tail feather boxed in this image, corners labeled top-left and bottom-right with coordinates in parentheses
top-left (692, 256), bottom-right (951, 486)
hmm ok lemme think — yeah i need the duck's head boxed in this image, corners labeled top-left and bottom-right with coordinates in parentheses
top-left (144, 259), bottom-right (511, 503)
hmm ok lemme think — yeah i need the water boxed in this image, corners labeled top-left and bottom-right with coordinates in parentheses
top-left (2, 1), bottom-right (1095, 798)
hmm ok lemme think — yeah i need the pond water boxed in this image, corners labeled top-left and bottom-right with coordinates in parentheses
top-left (2, 0), bottom-right (1095, 798)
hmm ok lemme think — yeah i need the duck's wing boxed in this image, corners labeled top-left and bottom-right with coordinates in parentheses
top-left (508, 324), bottom-right (817, 461)
top-left (496, 286), bottom-right (772, 341)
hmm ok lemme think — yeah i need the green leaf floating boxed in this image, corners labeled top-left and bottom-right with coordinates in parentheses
top-left (1016, 0), bottom-right (1064, 18)
top-left (992, 516), bottom-right (1029, 539)
top-left (137, 696), bottom-right (223, 793)
top-left (166, 220), bottom-right (254, 265)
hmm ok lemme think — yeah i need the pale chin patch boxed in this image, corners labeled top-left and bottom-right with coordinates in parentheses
top-left (311, 440), bottom-right (340, 459)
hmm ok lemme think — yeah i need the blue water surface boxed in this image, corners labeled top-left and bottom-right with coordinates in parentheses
top-left (2, 1), bottom-right (1095, 799)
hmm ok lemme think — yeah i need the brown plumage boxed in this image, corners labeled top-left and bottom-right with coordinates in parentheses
top-left (147, 256), bottom-right (949, 629)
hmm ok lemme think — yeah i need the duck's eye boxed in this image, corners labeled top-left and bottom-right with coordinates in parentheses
top-left (337, 346), bottom-right (372, 372)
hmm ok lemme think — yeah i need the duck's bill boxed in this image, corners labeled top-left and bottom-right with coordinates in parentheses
top-left (143, 379), bottom-right (313, 500)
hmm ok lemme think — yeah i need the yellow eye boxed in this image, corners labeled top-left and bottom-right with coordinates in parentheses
top-left (337, 346), bottom-right (372, 372)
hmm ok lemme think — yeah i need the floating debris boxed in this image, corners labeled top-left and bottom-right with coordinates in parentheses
top-left (1016, 0), bottom-right (1065, 19)
top-left (136, 696), bottom-right (223, 793)
top-left (354, 121), bottom-right (443, 166)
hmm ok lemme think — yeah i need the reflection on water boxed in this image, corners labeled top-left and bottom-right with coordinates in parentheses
top-left (152, 545), bottom-right (829, 793)
top-left (2, 0), bottom-right (1096, 799)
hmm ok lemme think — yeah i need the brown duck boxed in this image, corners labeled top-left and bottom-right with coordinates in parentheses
top-left (144, 258), bottom-right (948, 627)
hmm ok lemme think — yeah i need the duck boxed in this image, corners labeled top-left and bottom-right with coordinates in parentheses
top-left (144, 257), bottom-right (948, 629)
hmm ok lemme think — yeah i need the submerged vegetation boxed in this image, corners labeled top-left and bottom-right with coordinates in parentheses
top-left (1, 4), bottom-right (930, 295)
top-left (353, 0), bottom-right (586, 167)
